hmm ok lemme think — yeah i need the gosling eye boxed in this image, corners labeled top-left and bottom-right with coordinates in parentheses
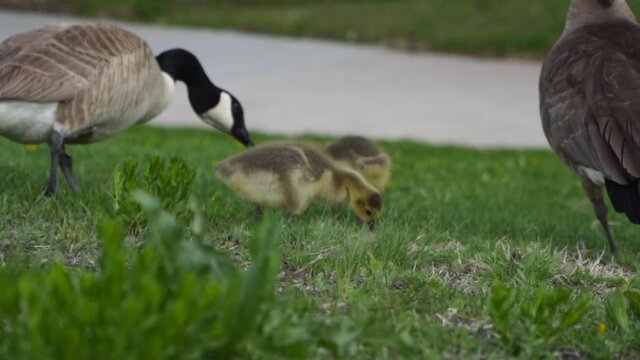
top-left (365, 208), bottom-right (373, 216)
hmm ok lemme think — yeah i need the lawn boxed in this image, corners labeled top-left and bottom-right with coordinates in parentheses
top-left (0, 126), bottom-right (639, 358)
top-left (3, 0), bottom-right (640, 58)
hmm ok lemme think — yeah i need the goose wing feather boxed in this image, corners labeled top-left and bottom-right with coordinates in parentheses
top-left (541, 23), bottom-right (640, 184)
top-left (0, 23), bottom-right (147, 102)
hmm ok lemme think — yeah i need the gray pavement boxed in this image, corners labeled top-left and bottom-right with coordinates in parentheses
top-left (0, 9), bottom-right (547, 148)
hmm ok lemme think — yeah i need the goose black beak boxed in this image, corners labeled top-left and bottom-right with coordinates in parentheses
top-left (232, 126), bottom-right (254, 148)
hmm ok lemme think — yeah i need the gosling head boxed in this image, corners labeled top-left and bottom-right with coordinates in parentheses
top-left (350, 192), bottom-right (383, 230)
top-left (156, 48), bottom-right (254, 147)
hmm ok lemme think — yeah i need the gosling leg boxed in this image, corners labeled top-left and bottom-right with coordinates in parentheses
top-left (367, 220), bottom-right (376, 231)
top-left (281, 175), bottom-right (304, 218)
top-left (255, 205), bottom-right (264, 221)
top-left (331, 204), bottom-right (342, 217)
top-left (581, 177), bottom-right (618, 254)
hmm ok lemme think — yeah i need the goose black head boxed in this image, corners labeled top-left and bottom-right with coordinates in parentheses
top-left (597, 0), bottom-right (613, 8)
top-left (561, 0), bottom-right (637, 36)
top-left (156, 48), bottom-right (254, 148)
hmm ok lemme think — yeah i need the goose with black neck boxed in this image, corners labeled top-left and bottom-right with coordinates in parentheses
top-left (0, 23), bottom-right (254, 195)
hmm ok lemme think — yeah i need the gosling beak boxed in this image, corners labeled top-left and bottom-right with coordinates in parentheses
top-left (232, 126), bottom-right (254, 148)
top-left (367, 220), bottom-right (376, 231)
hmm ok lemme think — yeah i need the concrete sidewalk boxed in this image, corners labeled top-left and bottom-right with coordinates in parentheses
top-left (0, 10), bottom-right (547, 148)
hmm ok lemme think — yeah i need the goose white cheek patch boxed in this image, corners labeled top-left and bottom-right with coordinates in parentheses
top-left (201, 92), bottom-right (233, 133)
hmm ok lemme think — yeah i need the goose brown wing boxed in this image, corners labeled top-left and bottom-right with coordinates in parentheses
top-left (541, 41), bottom-right (640, 185)
top-left (0, 23), bottom-right (146, 102)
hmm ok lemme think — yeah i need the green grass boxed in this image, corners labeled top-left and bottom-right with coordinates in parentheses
top-left (5, 0), bottom-right (640, 58)
top-left (1, 126), bottom-right (639, 358)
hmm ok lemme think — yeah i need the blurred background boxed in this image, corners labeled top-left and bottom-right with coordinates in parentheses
top-left (2, 0), bottom-right (630, 147)
top-left (3, 0), bottom-right (636, 58)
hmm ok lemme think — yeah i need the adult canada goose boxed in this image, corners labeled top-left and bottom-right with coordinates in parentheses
top-left (0, 23), bottom-right (253, 195)
top-left (325, 136), bottom-right (391, 191)
top-left (215, 142), bottom-right (383, 228)
top-left (539, 0), bottom-right (640, 253)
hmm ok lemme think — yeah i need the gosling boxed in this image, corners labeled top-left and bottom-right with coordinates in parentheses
top-left (325, 136), bottom-right (391, 191)
top-left (215, 143), bottom-right (383, 227)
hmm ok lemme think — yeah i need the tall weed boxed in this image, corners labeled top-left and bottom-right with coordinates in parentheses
top-left (0, 192), bottom-right (281, 359)
top-left (112, 156), bottom-right (196, 232)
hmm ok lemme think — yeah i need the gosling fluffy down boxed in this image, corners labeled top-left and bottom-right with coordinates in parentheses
top-left (215, 143), bottom-right (382, 223)
top-left (325, 136), bottom-right (391, 191)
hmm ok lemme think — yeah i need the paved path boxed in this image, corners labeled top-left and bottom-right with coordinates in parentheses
top-left (0, 10), bottom-right (547, 148)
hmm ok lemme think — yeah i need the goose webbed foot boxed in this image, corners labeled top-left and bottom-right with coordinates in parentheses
top-left (44, 183), bottom-right (57, 197)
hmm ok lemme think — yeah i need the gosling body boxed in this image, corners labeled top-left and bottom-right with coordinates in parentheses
top-left (215, 143), bottom-right (383, 223)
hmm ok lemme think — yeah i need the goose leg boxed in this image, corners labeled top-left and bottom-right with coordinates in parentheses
top-left (59, 145), bottom-right (79, 193)
top-left (581, 177), bottom-right (618, 253)
top-left (44, 131), bottom-right (64, 196)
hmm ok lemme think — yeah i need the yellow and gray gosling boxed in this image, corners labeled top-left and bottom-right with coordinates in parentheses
top-left (215, 143), bottom-right (383, 227)
top-left (325, 136), bottom-right (391, 191)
